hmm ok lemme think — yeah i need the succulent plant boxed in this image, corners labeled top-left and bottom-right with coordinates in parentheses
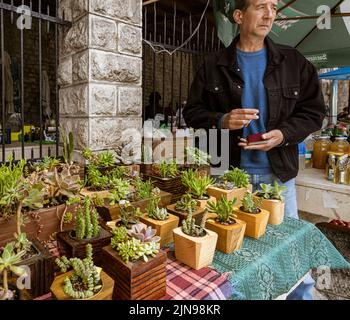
top-left (256, 183), bottom-right (273, 199)
top-left (271, 181), bottom-right (287, 201)
top-left (133, 178), bottom-right (154, 201)
top-left (185, 147), bottom-right (211, 167)
top-left (207, 197), bottom-right (237, 224)
top-left (127, 223), bottom-right (161, 243)
top-left (119, 202), bottom-right (143, 228)
top-left (181, 169), bottom-right (215, 199)
top-left (109, 179), bottom-right (131, 205)
top-left (214, 181), bottom-right (235, 190)
top-left (153, 159), bottom-right (179, 178)
top-left (181, 208), bottom-right (207, 237)
top-left (34, 156), bottom-right (61, 172)
top-left (111, 226), bottom-right (128, 247)
top-left (256, 181), bottom-right (287, 202)
top-left (60, 127), bottom-right (74, 165)
top-left (83, 148), bottom-right (115, 167)
top-left (175, 193), bottom-right (198, 213)
top-left (75, 197), bottom-right (100, 240)
top-left (55, 244), bottom-right (102, 299)
top-left (241, 191), bottom-right (262, 214)
top-left (149, 207), bottom-right (169, 221)
top-left (221, 167), bottom-right (250, 189)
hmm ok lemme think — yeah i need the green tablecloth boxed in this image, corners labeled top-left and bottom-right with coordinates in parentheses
top-left (212, 217), bottom-right (350, 300)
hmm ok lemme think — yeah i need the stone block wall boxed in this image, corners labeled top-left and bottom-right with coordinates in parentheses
top-left (58, 0), bottom-right (143, 162)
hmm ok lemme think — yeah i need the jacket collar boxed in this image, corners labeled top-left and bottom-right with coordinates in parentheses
top-left (217, 35), bottom-right (285, 68)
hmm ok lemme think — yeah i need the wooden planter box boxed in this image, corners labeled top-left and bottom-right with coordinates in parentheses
top-left (100, 245), bottom-right (167, 300)
top-left (9, 239), bottom-right (55, 299)
top-left (234, 207), bottom-right (270, 239)
top-left (173, 227), bottom-right (218, 270)
top-left (80, 188), bottom-right (112, 199)
top-left (97, 191), bottom-right (172, 222)
top-left (206, 218), bottom-right (246, 254)
top-left (0, 204), bottom-right (78, 248)
top-left (143, 174), bottom-right (186, 203)
top-left (207, 184), bottom-right (253, 206)
top-left (50, 270), bottom-right (114, 300)
top-left (56, 228), bottom-right (112, 266)
top-left (140, 214), bottom-right (179, 246)
top-left (194, 195), bottom-right (216, 210)
top-left (166, 204), bottom-right (206, 225)
top-left (257, 197), bottom-right (285, 226)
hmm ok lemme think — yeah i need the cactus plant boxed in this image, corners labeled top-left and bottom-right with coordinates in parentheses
top-left (181, 208), bottom-right (207, 237)
top-left (74, 197), bottom-right (100, 240)
top-left (207, 197), bottom-right (238, 224)
top-left (55, 244), bottom-right (102, 299)
top-left (175, 193), bottom-right (199, 213)
top-left (221, 167), bottom-right (250, 188)
top-left (60, 127), bottom-right (74, 165)
top-left (181, 169), bottom-right (215, 199)
top-left (241, 191), bottom-right (262, 214)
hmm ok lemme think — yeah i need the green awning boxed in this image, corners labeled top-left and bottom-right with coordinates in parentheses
top-left (214, 0), bottom-right (350, 68)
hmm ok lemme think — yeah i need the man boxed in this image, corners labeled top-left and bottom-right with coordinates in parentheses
top-left (183, 0), bottom-right (326, 299)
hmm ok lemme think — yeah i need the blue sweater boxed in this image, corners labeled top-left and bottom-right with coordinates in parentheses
top-left (237, 47), bottom-right (272, 174)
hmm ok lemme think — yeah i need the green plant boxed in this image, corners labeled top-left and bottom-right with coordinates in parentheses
top-left (111, 226), bottom-right (128, 247)
top-left (256, 181), bottom-right (287, 201)
top-left (119, 202), bottom-right (143, 228)
top-left (156, 159), bottom-right (179, 178)
top-left (241, 191), bottom-right (262, 214)
top-left (133, 178), bottom-right (154, 200)
top-left (181, 169), bottom-right (215, 199)
top-left (109, 179), bottom-right (131, 205)
top-left (55, 244), bottom-right (102, 299)
top-left (127, 224), bottom-right (161, 243)
top-left (214, 181), bottom-right (235, 190)
top-left (83, 148), bottom-right (115, 167)
top-left (175, 193), bottom-right (198, 213)
top-left (221, 167), bottom-right (250, 189)
top-left (256, 183), bottom-right (273, 199)
top-left (60, 127), bottom-right (74, 165)
top-left (74, 197), bottom-right (100, 240)
top-left (34, 156), bottom-right (61, 172)
top-left (207, 197), bottom-right (237, 224)
top-left (185, 147), bottom-right (211, 167)
top-left (181, 208), bottom-right (207, 237)
top-left (0, 242), bottom-right (27, 300)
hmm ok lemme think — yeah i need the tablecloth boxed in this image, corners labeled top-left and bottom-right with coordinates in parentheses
top-left (211, 217), bottom-right (350, 300)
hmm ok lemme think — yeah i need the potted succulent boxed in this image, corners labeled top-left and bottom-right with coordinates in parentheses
top-left (56, 196), bottom-right (112, 265)
top-left (0, 242), bottom-right (27, 300)
top-left (205, 197), bottom-right (246, 254)
top-left (167, 193), bottom-right (205, 225)
top-left (207, 167), bottom-right (252, 206)
top-left (143, 159), bottom-right (186, 202)
top-left (184, 147), bottom-right (211, 176)
top-left (233, 191), bottom-right (270, 239)
top-left (173, 208), bottom-right (217, 270)
top-left (50, 244), bottom-right (114, 300)
top-left (255, 181), bottom-right (287, 225)
top-left (181, 169), bottom-right (216, 208)
top-left (140, 194), bottom-right (179, 246)
top-left (101, 224), bottom-right (167, 300)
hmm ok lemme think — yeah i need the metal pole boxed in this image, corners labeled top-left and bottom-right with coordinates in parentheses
top-left (331, 80), bottom-right (339, 125)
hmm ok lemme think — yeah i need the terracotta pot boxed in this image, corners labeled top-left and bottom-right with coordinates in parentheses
top-left (173, 227), bottom-right (218, 270)
top-left (207, 184), bottom-right (253, 206)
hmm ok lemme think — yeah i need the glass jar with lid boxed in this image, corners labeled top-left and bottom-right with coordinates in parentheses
top-left (313, 135), bottom-right (332, 169)
top-left (330, 136), bottom-right (349, 153)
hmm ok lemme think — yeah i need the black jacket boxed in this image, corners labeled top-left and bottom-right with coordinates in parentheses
top-left (183, 36), bottom-right (326, 182)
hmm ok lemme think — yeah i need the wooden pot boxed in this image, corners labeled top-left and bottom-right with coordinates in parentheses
top-left (100, 245), bottom-right (167, 300)
top-left (166, 204), bottom-right (206, 225)
top-left (205, 218), bottom-right (246, 254)
top-left (80, 188), bottom-right (112, 199)
top-left (140, 213), bottom-right (179, 247)
top-left (173, 227), bottom-right (218, 270)
top-left (259, 198), bottom-right (285, 226)
top-left (207, 184), bottom-right (253, 206)
top-left (50, 270), bottom-right (114, 300)
top-left (234, 207), bottom-right (270, 239)
top-left (193, 195), bottom-right (217, 210)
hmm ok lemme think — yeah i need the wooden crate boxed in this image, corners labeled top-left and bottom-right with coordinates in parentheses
top-left (207, 184), bottom-right (253, 206)
top-left (166, 204), bottom-right (206, 225)
top-left (56, 228), bottom-right (112, 266)
top-left (100, 245), bottom-right (167, 300)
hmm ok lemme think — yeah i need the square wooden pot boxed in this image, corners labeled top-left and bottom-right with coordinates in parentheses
top-left (205, 218), bottom-right (246, 254)
top-left (234, 208), bottom-right (270, 239)
top-left (259, 198), bottom-right (285, 226)
top-left (50, 270), bottom-right (114, 300)
top-left (173, 227), bottom-right (218, 270)
top-left (207, 184), bottom-right (253, 206)
top-left (56, 228), bottom-right (112, 266)
top-left (166, 204), bottom-right (206, 225)
top-left (80, 188), bottom-right (112, 199)
top-left (100, 245), bottom-right (167, 300)
top-left (140, 213), bottom-right (179, 246)
top-left (194, 195), bottom-right (217, 210)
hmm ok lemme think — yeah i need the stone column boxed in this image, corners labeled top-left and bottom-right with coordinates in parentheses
top-left (58, 0), bottom-right (143, 162)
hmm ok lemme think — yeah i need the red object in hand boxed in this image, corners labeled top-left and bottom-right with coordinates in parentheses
top-left (247, 133), bottom-right (265, 145)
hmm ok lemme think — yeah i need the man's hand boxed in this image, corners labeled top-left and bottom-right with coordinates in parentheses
top-left (222, 109), bottom-right (260, 130)
top-left (238, 129), bottom-right (284, 151)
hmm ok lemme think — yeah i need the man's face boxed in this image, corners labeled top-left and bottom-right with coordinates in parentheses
top-left (234, 0), bottom-right (278, 39)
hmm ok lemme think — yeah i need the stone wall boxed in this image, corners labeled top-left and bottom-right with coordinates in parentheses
top-left (58, 0), bottom-right (143, 162)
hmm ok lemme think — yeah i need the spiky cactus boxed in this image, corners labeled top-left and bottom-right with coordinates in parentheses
top-left (55, 244), bottom-right (102, 299)
top-left (241, 191), bottom-right (262, 214)
top-left (75, 197), bottom-right (100, 240)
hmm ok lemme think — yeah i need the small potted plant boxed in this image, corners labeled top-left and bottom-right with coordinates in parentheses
top-left (233, 191), bottom-right (270, 239)
top-left (207, 167), bottom-right (252, 206)
top-left (56, 197), bottom-right (112, 265)
top-left (173, 208), bottom-right (217, 270)
top-left (255, 181), bottom-right (287, 225)
top-left (51, 244), bottom-right (114, 300)
top-left (205, 197), bottom-right (246, 254)
top-left (166, 193), bottom-right (205, 225)
top-left (181, 169), bottom-right (216, 208)
top-left (110, 201), bottom-right (144, 231)
top-left (140, 194), bottom-right (179, 246)
top-left (101, 224), bottom-right (167, 300)
top-left (184, 147), bottom-right (211, 175)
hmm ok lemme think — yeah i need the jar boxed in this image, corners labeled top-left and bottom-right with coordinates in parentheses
top-left (330, 136), bottom-right (349, 153)
top-left (313, 135), bottom-right (332, 169)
